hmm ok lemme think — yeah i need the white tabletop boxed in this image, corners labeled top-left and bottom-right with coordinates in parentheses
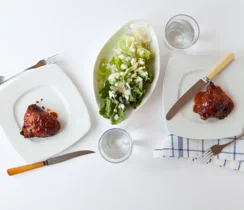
top-left (1, 0), bottom-right (244, 210)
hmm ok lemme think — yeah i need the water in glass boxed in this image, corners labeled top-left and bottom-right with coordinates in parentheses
top-left (99, 128), bottom-right (133, 163)
top-left (166, 19), bottom-right (195, 49)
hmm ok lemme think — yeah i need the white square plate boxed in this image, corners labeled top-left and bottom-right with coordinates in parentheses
top-left (0, 64), bottom-right (91, 162)
top-left (163, 55), bottom-right (244, 139)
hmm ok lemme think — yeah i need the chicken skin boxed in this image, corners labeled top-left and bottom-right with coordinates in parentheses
top-left (193, 82), bottom-right (234, 120)
top-left (21, 104), bottom-right (61, 138)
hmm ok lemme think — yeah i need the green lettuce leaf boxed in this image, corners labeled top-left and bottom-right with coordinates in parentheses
top-left (98, 80), bottom-right (110, 99)
top-left (98, 59), bottom-right (110, 84)
top-left (111, 107), bottom-right (125, 125)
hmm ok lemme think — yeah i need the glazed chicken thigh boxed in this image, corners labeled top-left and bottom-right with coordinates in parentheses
top-left (21, 104), bottom-right (61, 138)
top-left (193, 82), bottom-right (234, 120)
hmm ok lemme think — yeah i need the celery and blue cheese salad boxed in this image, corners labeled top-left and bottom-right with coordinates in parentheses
top-left (98, 28), bottom-right (154, 124)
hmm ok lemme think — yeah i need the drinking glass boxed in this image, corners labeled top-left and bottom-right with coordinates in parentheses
top-left (98, 128), bottom-right (133, 163)
top-left (165, 14), bottom-right (200, 50)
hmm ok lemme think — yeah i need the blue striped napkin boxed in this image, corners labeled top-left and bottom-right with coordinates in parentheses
top-left (154, 134), bottom-right (244, 171)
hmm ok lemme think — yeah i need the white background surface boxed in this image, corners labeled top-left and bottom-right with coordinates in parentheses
top-left (1, 1), bottom-right (244, 210)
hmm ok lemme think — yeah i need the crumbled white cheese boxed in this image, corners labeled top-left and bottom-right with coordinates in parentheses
top-left (114, 114), bottom-right (119, 121)
top-left (120, 72), bottom-right (125, 76)
top-left (137, 48), bottom-right (144, 56)
top-left (135, 77), bottom-right (143, 83)
top-left (138, 70), bottom-right (148, 78)
top-left (117, 83), bottom-right (126, 93)
top-left (132, 63), bottom-right (139, 70)
top-left (118, 104), bottom-right (125, 110)
top-left (131, 58), bottom-right (137, 65)
top-left (127, 78), bottom-right (133, 83)
top-left (113, 48), bottom-right (122, 54)
top-left (108, 72), bottom-right (120, 84)
top-left (114, 109), bottom-right (117, 113)
top-left (109, 91), bottom-right (116, 99)
top-left (125, 56), bottom-right (132, 61)
top-left (138, 58), bottom-right (145, 65)
top-left (130, 47), bottom-right (136, 53)
top-left (123, 89), bottom-right (131, 101)
top-left (119, 96), bottom-right (123, 102)
top-left (121, 64), bottom-right (128, 70)
top-left (119, 54), bottom-right (125, 59)
top-left (106, 64), bottom-right (117, 72)
top-left (111, 64), bottom-right (117, 72)
top-left (131, 73), bottom-right (137, 78)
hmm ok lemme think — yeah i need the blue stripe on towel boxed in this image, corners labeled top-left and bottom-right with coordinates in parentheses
top-left (178, 136), bottom-right (183, 157)
top-left (202, 140), bottom-right (204, 153)
top-left (187, 138), bottom-right (190, 157)
top-left (238, 161), bottom-right (242, 170)
top-left (154, 148), bottom-right (244, 155)
top-left (234, 136), bottom-right (237, 160)
top-left (171, 134), bottom-right (174, 157)
top-left (223, 160), bottom-right (227, 167)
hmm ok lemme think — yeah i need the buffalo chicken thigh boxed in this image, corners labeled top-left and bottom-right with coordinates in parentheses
top-left (21, 104), bottom-right (61, 138)
top-left (193, 82), bottom-right (234, 120)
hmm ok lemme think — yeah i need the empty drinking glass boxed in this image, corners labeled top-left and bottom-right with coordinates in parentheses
top-left (165, 14), bottom-right (200, 50)
top-left (98, 128), bottom-right (133, 163)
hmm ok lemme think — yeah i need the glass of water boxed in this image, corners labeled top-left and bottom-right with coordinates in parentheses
top-left (165, 14), bottom-right (200, 50)
top-left (98, 128), bottom-right (133, 163)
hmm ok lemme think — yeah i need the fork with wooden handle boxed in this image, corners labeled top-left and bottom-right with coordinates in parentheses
top-left (0, 54), bottom-right (58, 85)
top-left (199, 132), bottom-right (244, 164)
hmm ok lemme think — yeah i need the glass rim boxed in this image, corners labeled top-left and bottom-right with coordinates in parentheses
top-left (98, 128), bottom-right (133, 163)
top-left (165, 14), bottom-right (200, 50)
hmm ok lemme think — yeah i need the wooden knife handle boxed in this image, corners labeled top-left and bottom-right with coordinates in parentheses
top-left (7, 161), bottom-right (45, 176)
top-left (206, 53), bottom-right (235, 80)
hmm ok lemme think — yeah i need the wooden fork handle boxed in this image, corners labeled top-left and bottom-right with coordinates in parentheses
top-left (26, 60), bottom-right (46, 70)
top-left (7, 161), bottom-right (45, 176)
top-left (1, 60), bottom-right (46, 85)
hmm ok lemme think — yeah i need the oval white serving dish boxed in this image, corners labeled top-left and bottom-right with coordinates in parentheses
top-left (93, 20), bottom-right (160, 122)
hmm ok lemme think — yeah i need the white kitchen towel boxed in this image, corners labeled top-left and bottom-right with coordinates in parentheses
top-left (154, 134), bottom-right (244, 171)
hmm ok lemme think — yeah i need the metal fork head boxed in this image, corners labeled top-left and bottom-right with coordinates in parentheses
top-left (198, 149), bottom-right (214, 164)
top-left (46, 54), bottom-right (59, 65)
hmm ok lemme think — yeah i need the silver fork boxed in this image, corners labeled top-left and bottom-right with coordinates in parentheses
top-left (198, 132), bottom-right (244, 164)
top-left (0, 54), bottom-right (59, 85)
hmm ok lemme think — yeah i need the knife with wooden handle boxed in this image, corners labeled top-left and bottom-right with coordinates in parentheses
top-left (166, 53), bottom-right (235, 120)
top-left (7, 150), bottom-right (95, 176)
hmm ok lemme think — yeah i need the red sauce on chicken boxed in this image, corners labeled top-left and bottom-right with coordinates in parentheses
top-left (193, 82), bottom-right (234, 120)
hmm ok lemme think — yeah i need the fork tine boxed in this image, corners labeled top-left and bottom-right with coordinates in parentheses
top-left (200, 152), bottom-right (213, 164)
top-left (198, 149), bottom-right (211, 161)
top-left (46, 54), bottom-right (59, 64)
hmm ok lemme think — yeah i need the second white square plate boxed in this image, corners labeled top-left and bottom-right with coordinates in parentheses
top-left (0, 64), bottom-right (91, 162)
top-left (163, 55), bottom-right (244, 139)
